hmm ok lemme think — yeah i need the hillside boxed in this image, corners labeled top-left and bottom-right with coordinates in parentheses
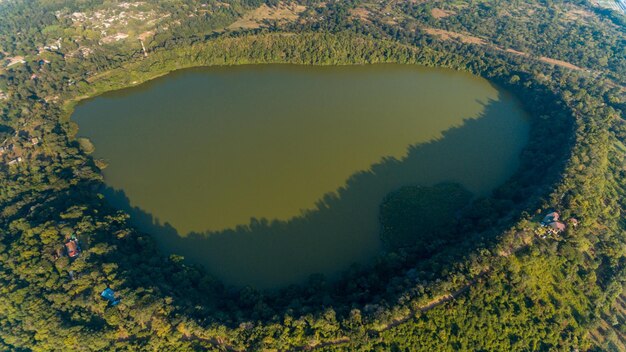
top-left (0, 0), bottom-right (625, 350)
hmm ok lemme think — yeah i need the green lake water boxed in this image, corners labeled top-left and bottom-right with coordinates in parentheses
top-left (72, 64), bottom-right (529, 288)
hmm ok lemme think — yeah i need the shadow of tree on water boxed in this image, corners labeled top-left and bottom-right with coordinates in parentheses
top-left (102, 95), bottom-right (529, 290)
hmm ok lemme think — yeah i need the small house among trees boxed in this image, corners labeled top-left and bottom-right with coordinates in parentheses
top-left (65, 238), bottom-right (81, 258)
top-left (541, 211), bottom-right (566, 234)
top-left (547, 221), bottom-right (566, 233)
top-left (101, 288), bottom-right (121, 306)
top-left (542, 211), bottom-right (560, 224)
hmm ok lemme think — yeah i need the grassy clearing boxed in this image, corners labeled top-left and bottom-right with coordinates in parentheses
top-left (227, 2), bottom-right (305, 30)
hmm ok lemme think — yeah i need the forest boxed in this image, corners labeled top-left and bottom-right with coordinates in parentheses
top-left (0, 0), bottom-right (625, 350)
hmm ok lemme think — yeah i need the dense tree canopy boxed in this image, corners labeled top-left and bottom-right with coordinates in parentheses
top-left (0, 0), bottom-right (625, 350)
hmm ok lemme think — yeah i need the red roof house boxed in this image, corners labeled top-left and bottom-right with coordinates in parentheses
top-left (65, 240), bottom-right (80, 258)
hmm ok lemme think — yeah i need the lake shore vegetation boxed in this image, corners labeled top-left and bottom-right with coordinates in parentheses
top-left (0, 0), bottom-right (625, 350)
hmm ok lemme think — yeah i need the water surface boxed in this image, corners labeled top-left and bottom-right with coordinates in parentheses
top-left (73, 64), bottom-right (529, 288)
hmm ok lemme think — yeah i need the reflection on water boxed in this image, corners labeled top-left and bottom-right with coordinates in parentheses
top-left (74, 65), bottom-right (529, 288)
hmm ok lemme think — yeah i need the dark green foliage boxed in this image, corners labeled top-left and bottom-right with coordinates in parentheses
top-left (0, 0), bottom-right (625, 350)
top-left (0, 124), bottom-right (14, 140)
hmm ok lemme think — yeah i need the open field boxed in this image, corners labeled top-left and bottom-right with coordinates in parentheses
top-left (227, 2), bottom-right (305, 30)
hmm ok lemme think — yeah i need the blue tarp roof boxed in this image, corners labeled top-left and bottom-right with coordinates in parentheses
top-left (101, 288), bottom-right (121, 306)
top-left (101, 288), bottom-right (116, 301)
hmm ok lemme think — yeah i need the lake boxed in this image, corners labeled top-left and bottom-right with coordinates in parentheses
top-left (72, 64), bottom-right (529, 289)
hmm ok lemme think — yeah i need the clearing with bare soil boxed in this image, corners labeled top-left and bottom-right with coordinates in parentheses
top-left (422, 27), bottom-right (486, 45)
top-left (227, 2), bottom-right (305, 30)
top-left (431, 8), bottom-right (454, 19)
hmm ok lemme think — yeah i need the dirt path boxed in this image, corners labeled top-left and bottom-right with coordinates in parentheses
top-left (372, 275), bottom-right (481, 333)
top-left (184, 273), bottom-right (484, 352)
top-left (288, 233), bottom-right (530, 350)
top-left (188, 233), bottom-right (530, 352)
top-left (420, 26), bottom-right (585, 72)
top-left (290, 273), bottom-right (486, 351)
